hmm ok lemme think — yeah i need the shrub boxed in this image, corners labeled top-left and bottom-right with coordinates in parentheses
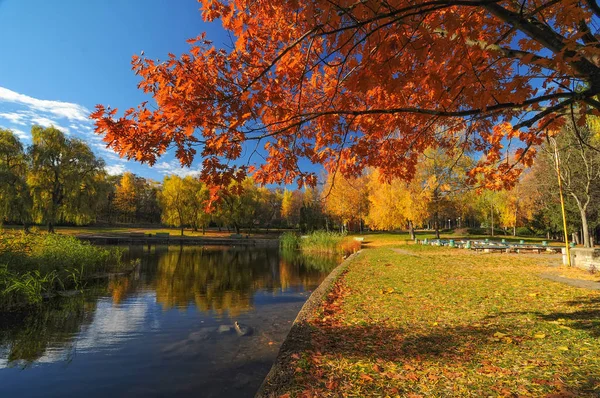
top-left (516, 226), bottom-right (534, 236)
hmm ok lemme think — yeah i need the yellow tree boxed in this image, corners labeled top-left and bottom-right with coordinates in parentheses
top-left (323, 172), bottom-right (369, 233)
top-left (114, 172), bottom-right (137, 223)
top-left (419, 148), bottom-right (473, 238)
top-left (185, 176), bottom-right (210, 233)
top-left (159, 175), bottom-right (192, 236)
top-left (280, 189), bottom-right (303, 227)
top-left (367, 169), bottom-right (430, 239)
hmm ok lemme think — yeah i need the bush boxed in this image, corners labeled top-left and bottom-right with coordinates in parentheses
top-left (515, 226), bottom-right (534, 236)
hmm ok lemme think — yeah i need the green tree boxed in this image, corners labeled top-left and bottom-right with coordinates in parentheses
top-left (159, 175), bottom-right (193, 236)
top-left (0, 129), bottom-right (31, 227)
top-left (28, 126), bottom-right (106, 232)
top-left (186, 177), bottom-right (210, 233)
top-left (216, 178), bottom-right (260, 234)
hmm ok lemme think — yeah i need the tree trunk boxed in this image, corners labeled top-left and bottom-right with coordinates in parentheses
top-left (513, 224), bottom-right (516, 236)
top-left (181, 226), bottom-right (184, 236)
top-left (202, 225), bottom-right (205, 235)
top-left (581, 209), bottom-right (591, 247)
top-left (490, 205), bottom-right (495, 237)
top-left (234, 223), bottom-right (240, 234)
top-left (48, 222), bottom-right (55, 233)
top-left (408, 220), bottom-right (416, 240)
top-left (434, 212), bottom-right (440, 239)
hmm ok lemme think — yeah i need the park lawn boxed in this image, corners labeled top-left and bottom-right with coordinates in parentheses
top-left (282, 245), bottom-right (600, 397)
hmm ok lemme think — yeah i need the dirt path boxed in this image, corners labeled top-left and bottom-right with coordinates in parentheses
top-left (541, 273), bottom-right (600, 290)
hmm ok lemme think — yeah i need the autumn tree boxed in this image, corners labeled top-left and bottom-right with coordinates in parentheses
top-left (114, 172), bottom-right (137, 223)
top-left (160, 175), bottom-right (190, 235)
top-left (323, 172), bottom-right (369, 232)
top-left (281, 189), bottom-right (303, 227)
top-left (0, 129), bottom-right (31, 227)
top-left (28, 126), bottom-right (106, 232)
top-left (134, 176), bottom-right (162, 224)
top-left (92, 0), bottom-right (600, 194)
top-left (420, 148), bottom-right (472, 238)
top-left (367, 168), bottom-right (430, 239)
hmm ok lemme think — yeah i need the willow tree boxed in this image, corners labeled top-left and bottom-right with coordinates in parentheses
top-left (28, 126), bottom-right (106, 232)
top-left (0, 129), bottom-right (31, 227)
top-left (92, 0), bottom-right (600, 195)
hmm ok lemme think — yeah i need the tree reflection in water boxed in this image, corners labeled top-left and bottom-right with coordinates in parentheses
top-left (0, 245), bottom-right (338, 367)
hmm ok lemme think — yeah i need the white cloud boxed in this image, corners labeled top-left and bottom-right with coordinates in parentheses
top-left (30, 116), bottom-right (69, 134)
top-left (153, 159), bottom-right (200, 177)
top-left (11, 128), bottom-right (30, 141)
top-left (105, 164), bottom-right (127, 175)
top-left (0, 112), bottom-right (28, 125)
top-left (0, 86), bottom-right (89, 121)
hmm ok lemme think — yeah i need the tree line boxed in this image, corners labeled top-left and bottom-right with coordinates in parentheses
top-left (2, 122), bottom-right (599, 245)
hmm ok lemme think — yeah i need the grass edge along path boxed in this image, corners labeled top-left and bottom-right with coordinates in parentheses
top-left (258, 245), bottom-right (600, 397)
top-left (256, 251), bottom-right (363, 397)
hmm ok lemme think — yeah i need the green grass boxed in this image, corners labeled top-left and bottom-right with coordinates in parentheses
top-left (0, 231), bottom-right (129, 309)
top-left (280, 243), bottom-right (600, 396)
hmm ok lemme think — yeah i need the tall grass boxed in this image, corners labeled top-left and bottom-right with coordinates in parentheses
top-left (281, 230), bottom-right (361, 254)
top-left (0, 232), bottom-right (128, 309)
top-left (280, 232), bottom-right (301, 250)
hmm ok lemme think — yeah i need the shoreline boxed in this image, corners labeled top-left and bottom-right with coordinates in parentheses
top-left (255, 250), bottom-right (361, 398)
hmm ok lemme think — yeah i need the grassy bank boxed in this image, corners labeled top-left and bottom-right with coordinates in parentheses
top-left (0, 232), bottom-right (129, 309)
top-left (273, 244), bottom-right (600, 396)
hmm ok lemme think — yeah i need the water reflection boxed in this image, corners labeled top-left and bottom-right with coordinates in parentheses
top-left (0, 246), bottom-right (337, 375)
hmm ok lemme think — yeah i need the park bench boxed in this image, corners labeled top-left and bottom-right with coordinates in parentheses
top-left (155, 232), bottom-right (170, 240)
top-left (129, 232), bottom-right (146, 238)
top-left (473, 246), bottom-right (508, 253)
top-left (230, 233), bottom-right (243, 239)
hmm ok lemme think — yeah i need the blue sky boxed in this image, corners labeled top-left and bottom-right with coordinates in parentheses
top-left (0, 0), bottom-right (229, 179)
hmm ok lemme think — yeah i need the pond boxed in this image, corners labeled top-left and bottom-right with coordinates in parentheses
top-left (0, 245), bottom-right (340, 397)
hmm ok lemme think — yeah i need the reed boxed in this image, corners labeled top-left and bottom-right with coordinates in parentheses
top-left (0, 231), bottom-right (127, 309)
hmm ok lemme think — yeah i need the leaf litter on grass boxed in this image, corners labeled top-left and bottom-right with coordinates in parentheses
top-left (281, 245), bottom-right (600, 397)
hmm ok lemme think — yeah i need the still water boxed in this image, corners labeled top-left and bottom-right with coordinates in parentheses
top-left (0, 245), bottom-right (339, 398)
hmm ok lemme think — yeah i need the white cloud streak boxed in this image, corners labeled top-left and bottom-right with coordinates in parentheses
top-left (105, 164), bottom-right (127, 175)
top-left (0, 86), bottom-right (90, 121)
top-left (153, 160), bottom-right (200, 177)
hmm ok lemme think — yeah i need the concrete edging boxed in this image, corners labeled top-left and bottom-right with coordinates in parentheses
top-left (255, 250), bottom-right (362, 398)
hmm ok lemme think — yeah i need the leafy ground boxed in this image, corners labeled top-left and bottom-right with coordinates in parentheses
top-left (279, 244), bottom-right (600, 397)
